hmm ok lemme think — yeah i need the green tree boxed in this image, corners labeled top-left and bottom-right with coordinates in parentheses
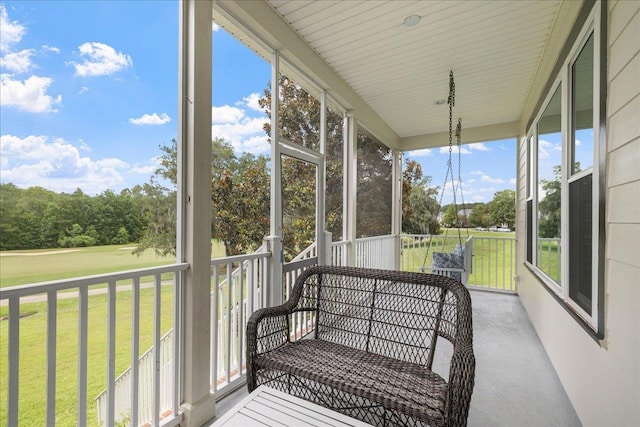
top-left (469, 203), bottom-right (490, 228)
top-left (442, 205), bottom-right (458, 228)
top-left (135, 138), bottom-right (271, 257)
top-left (0, 183), bottom-right (24, 249)
top-left (488, 189), bottom-right (516, 229)
top-left (211, 151), bottom-right (270, 256)
top-left (58, 223), bottom-right (97, 247)
top-left (356, 129), bottom-right (393, 237)
top-left (134, 140), bottom-right (178, 256)
top-left (402, 160), bottom-right (440, 234)
top-left (538, 165), bottom-right (561, 238)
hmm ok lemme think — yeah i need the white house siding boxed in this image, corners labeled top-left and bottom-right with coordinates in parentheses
top-left (516, 1), bottom-right (640, 426)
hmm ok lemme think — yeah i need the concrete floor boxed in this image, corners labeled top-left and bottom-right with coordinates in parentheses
top-left (206, 290), bottom-right (581, 426)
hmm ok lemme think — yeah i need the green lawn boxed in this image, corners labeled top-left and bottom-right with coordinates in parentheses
top-left (0, 241), bottom-right (228, 425)
top-left (0, 242), bottom-right (227, 288)
top-left (536, 240), bottom-right (561, 284)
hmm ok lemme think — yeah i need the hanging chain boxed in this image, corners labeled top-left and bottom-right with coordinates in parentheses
top-left (448, 71), bottom-right (455, 156)
top-left (456, 117), bottom-right (467, 243)
top-left (448, 71), bottom-right (459, 228)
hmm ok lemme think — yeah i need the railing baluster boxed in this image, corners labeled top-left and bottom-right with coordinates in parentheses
top-left (153, 273), bottom-right (161, 427)
top-left (47, 291), bottom-right (57, 426)
top-left (78, 286), bottom-right (88, 426)
top-left (173, 270), bottom-right (182, 415)
top-left (502, 239), bottom-right (506, 290)
top-left (131, 277), bottom-right (140, 427)
top-left (8, 297), bottom-right (20, 427)
top-left (107, 280), bottom-right (116, 427)
top-left (211, 265), bottom-right (219, 390)
top-left (509, 240), bottom-right (516, 291)
top-left (226, 261), bottom-right (232, 384)
top-left (238, 263), bottom-right (244, 376)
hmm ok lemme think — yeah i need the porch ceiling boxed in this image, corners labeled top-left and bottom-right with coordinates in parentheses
top-left (214, 0), bottom-right (564, 150)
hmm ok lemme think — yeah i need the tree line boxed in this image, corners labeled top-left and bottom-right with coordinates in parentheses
top-left (440, 189), bottom-right (517, 230)
top-left (0, 183), bottom-right (149, 250)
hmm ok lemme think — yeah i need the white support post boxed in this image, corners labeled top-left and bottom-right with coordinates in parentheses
top-left (344, 111), bottom-right (358, 266)
top-left (270, 50), bottom-right (282, 239)
top-left (322, 231), bottom-right (333, 266)
top-left (178, 1), bottom-right (215, 425)
top-left (317, 91), bottom-right (328, 267)
top-left (391, 149), bottom-right (403, 270)
top-left (264, 235), bottom-right (283, 307)
top-left (267, 51), bottom-right (284, 306)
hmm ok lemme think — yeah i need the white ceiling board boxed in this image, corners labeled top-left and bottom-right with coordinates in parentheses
top-left (215, 0), bottom-right (565, 149)
top-left (267, 0), bottom-right (562, 142)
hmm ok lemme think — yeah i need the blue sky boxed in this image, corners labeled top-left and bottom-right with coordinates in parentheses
top-left (1, 1), bottom-right (515, 204)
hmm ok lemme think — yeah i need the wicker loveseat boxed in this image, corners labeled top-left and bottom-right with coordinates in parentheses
top-left (246, 266), bottom-right (475, 427)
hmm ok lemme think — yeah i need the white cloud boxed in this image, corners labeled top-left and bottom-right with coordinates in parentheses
top-left (408, 148), bottom-right (433, 157)
top-left (0, 134), bottom-right (155, 194)
top-left (509, 178), bottom-right (517, 185)
top-left (72, 42), bottom-right (132, 77)
top-left (129, 112), bottom-right (171, 126)
top-left (211, 102), bottom-right (269, 155)
top-left (480, 175), bottom-right (505, 184)
top-left (0, 74), bottom-right (62, 112)
top-left (470, 170), bottom-right (484, 176)
top-left (212, 22), bottom-right (220, 32)
top-left (243, 93), bottom-right (263, 111)
top-left (1, 48), bottom-right (35, 73)
top-left (42, 45), bottom-right (60, 54)
top-left (439, 145), bottom-right (471, 155)
top-left (0, 5), bottom-right (25, 52)
top-left (538, 139), bottom-right (554, 159)
top-left (212, 105), bottom-right (245, 124)
top-left (79, 86), bottom-right (89, 95)
top-left (468, 142), bottom-right (490, 151)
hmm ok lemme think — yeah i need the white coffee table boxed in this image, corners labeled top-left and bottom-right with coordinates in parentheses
top-left (212, 385), bottom-right (372, 426)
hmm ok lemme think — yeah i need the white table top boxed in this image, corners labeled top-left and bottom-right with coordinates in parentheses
top-left (212, 386), bottom-right (372, 426)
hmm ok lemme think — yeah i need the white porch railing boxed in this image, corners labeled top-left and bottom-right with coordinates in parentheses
top-left (0, 263), bottom-right (188, 427)
top-left (97, 247), bottom-right (271, 421)
top-left (211, 247), bottom-right (271, 399)
top-left (2, 233), bottom-right (518, 426)
top-left (401, 234), bottom-right (517, 292)
top-left (537, 238), bottom-right (562, 284)
top-left (355, 234), bottom-right (397, 269)
top-left (331, 240), bottom-right (350, 266)
top-left (95, 330), bottom-right (175, 427)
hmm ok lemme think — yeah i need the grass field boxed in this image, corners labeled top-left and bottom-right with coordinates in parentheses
top-left (0, 241), bottom-right (228, 425)
top-left (0, 242), bottom-right (227, 288)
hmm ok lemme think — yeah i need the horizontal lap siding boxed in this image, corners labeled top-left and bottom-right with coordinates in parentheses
top-left (517, 1), bottom-right (640, 425)
top-left (597, 0), bottom-right (640, 424)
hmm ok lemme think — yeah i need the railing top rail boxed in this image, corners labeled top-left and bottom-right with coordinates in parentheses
top-left (355, 234), bottom-right (396, 243)
top-left (402, 233), bottom-right (469, 239)
top-left (331, 240), bottom-right (350, 248)
top-left (403, 233), bottom-right (515, 242)
top-left (0, 262), bottom-right (189, 299)
top-left (471, 236), bottom-right (516, 241)
top-left (210, 251), bottom-right (271, 266)
top-left (290, 242), bottom-right (317, 262)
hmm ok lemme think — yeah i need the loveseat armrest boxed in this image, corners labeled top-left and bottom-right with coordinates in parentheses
top-left (246, 305), bottom-right (291, 391)
top-left (446, 344), bottom-right (475, 426)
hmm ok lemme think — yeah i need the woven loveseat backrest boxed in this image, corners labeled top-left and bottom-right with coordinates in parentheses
top-left (293, 266), bottom-right (466, 369)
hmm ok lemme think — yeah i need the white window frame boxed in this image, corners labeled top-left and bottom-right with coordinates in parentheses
top-left (525, 5), bottom-right (602, 331)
